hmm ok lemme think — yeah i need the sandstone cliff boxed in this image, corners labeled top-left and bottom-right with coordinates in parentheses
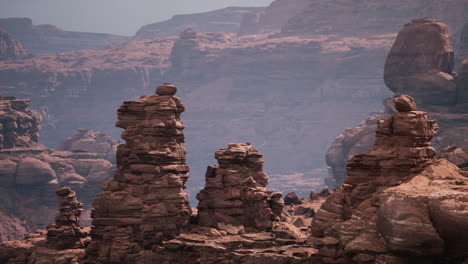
top-left (0, 28), bottom-right (28, 60)
top-left (134, 6), bottom-right (265, 40)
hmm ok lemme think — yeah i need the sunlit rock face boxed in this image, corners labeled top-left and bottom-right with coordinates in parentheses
top-left (310, 95), bottom-right (468, 263)
top-left (86, 84), bottom-right (191, 263)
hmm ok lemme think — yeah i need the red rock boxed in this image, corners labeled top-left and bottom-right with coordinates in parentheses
top-left (284, 192), bottom-right (302, 205)
top-left (197, 143), bottom-right (283, 231)
top-left (86, 87), bottom-right (191, 263)
top-left (0, 28), bottom-right (28, 60)
top-left (58, 129), bottom-right (118, 163)
top-left (384, 19), bottom-right (456, 106)
top-left (310, 96), bottom-right (468, 262)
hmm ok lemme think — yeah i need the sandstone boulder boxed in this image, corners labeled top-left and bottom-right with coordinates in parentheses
top-left (384, 19), bottom-right (456, 106)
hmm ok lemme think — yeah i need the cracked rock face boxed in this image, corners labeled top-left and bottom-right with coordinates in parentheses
top-left (309, 95), bottom-right (468, 263)
top-left (86, 84), bottom-right (191, 263)
top-left (196, 143), bottom-right (284, 231)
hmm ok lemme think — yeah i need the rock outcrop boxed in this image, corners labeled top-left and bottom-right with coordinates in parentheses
top-left (0, 28), bottom-right (28, 60)
top-left (0, 18), bottom-right (128, 53)
top-left (196, 143), bottom-right (283, 231)
top-left (327, 19), bottom-right (468, 186)
top-left (0, 96), bottom-right (41, 149)
top-left (86, 84), bottom-right (191, 263)
top-left (46, 187), bottom-right (89, 249)
top-left (0, 96), bottom-right (114, 242)
top-left (384, 18), bottom-right (456, 106)
top-left (310, 95), bottom-right (468, 263)
top-left (59, 129), bottom-right (119, 163)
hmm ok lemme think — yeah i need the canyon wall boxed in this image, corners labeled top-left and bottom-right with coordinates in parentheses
top-left (0, 18), bottom-right (129, 53)
top-left (134, 6), bottom-right (265, 40)
top-left (0, 28), bottom-right (28, 60)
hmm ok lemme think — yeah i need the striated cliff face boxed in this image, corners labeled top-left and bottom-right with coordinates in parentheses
top-left (0, 18), bottom-right (129, 53)
top-left (0, 28), bottom-right (28, 60)
top-left (281, 0), bottom-right (468, 38)
top-left (238, 0), bottom-right (310, 35)
top-left (134, 6), bottom-right (265, 40)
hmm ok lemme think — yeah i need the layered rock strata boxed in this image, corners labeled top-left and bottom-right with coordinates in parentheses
top-left (0, 96), bottom-right (42, 149)
top-left (0, 95), bottom-right (113, 242)
top-left (196, 143), bottom-right (284, 231)
top-left (309, 95), bottom-right (468, 263)
top-left (46, 187), bottom-right (89, 249)
top-left (85, 84), bottom-right (191, 263)
top-left (0, 28), bottom-right (28, 60)
top-left (59, 129), bottom-right (119, 164)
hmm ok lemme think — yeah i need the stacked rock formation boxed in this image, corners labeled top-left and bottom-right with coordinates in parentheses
top-left (309, 95), bottom-right (468, 264)
top-left (384, 18), bottom-right (456, 106)
top-left (0, 28), bottom-right (28, 60)
top-left (59, 129), bottom-right (119, 163)
top-left (0, 95), bottom-right (42, 149)
top-left (86, 83), bottom-right (191, 263)
top-left (197, 143), bottom-right (284, 231)
top-left (46, 187), bottom-right (88, 249)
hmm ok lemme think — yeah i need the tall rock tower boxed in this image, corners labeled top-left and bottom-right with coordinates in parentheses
top-left (86, 83), bottom-right (191, 263)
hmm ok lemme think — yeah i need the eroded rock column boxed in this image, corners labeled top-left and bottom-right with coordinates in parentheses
top-left (86, 83), bottom-right (191, 263)
top-left (46, 187), bottom-right (88, 249)
top-left (196, 143), bottom-right (283, 232)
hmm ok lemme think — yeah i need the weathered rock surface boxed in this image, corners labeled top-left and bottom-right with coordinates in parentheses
top-left (0, 96), bottom-right (42, 149)
top-left (134, 6), bottom-right (265, 40)
top-left (238, 0), bottom-right (310, 35)
top-left (58, 129), bottom-right (118, 164)
top-left (282, 0), bottom-right (468, 38)
top-left (0, 18), bottom-right (128, 53)
top-left (384, 18), bottom-right (456, 106)
top-left (0, 96), bottom-right (114, 242)
top-left (327, 20), bottom-right (468, 186)
top-left (197, 143), bottom-right (284, 231)
top-left (310, 96), bottom-right (468, 263)
top-left (0, 28), bottom-right (28, 60)
top-left (46, 187), bottom-right (89, 249)
top-left (86, 85), bottom-right (191, 263)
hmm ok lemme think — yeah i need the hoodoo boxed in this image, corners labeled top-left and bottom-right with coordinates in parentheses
top-left (86, 84), bottom-right (191, 263)
top-left (309, 95), bottom-right (468, 263)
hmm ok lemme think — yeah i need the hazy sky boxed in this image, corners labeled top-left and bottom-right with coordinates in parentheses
top-left (0, 0), bottom-right (273, 36)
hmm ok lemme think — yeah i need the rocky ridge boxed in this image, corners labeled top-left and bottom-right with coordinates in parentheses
top-left (0, 18), bottom-right (128, 53)
top-left (134, 6), bottom-right (265, 40)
